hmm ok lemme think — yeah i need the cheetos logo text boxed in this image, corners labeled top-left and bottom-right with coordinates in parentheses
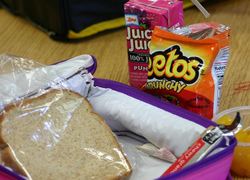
top-left (148, 45), bottom-right (204, 85)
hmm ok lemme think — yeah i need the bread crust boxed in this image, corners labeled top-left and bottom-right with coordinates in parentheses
top-left (1, 146), bottom-right (27, 176)
top-left (0, 89), bottom-right (132, 179)
top-left (89, 112), bottom-right (132, 179)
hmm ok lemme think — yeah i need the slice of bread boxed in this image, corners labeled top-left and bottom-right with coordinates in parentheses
top-left (0, 89), bottom-right (131, 180)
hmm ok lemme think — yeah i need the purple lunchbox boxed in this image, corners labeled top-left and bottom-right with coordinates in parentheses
top-left (0, 55), bottom-right (236, 180)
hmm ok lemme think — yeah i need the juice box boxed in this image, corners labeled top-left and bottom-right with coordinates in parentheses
top-left (124, 0), bottom-right (184, 89)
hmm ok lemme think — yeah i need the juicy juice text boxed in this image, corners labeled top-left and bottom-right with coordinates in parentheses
top-left (124, 0), bottom-right (183, 89)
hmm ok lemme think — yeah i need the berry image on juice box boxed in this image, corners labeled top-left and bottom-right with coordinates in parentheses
top-left (124, 0), bottom-right (184, 89)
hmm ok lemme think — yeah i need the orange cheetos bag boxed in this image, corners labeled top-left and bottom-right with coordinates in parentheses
top-left (145, 23), bottom-right (230, 119)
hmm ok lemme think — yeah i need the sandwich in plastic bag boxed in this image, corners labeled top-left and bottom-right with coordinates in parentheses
top-left (0, 54), bottom-right (132, 179)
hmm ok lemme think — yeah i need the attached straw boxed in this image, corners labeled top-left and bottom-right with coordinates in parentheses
top-left (190, 0), bottom-right (210, 18)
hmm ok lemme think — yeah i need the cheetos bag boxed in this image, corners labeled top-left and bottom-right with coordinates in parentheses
top-left (145, 23), bottom-right (230, 119)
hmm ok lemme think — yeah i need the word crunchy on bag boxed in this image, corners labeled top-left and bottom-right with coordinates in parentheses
top-left (146, 80), bottom-right (186, 93)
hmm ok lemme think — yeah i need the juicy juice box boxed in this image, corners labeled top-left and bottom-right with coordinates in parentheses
top-left (124, 0), bottom-right (184, 89)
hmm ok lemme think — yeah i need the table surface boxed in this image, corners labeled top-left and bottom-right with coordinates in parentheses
top-left (0, 0), bottom-right (250, 179)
